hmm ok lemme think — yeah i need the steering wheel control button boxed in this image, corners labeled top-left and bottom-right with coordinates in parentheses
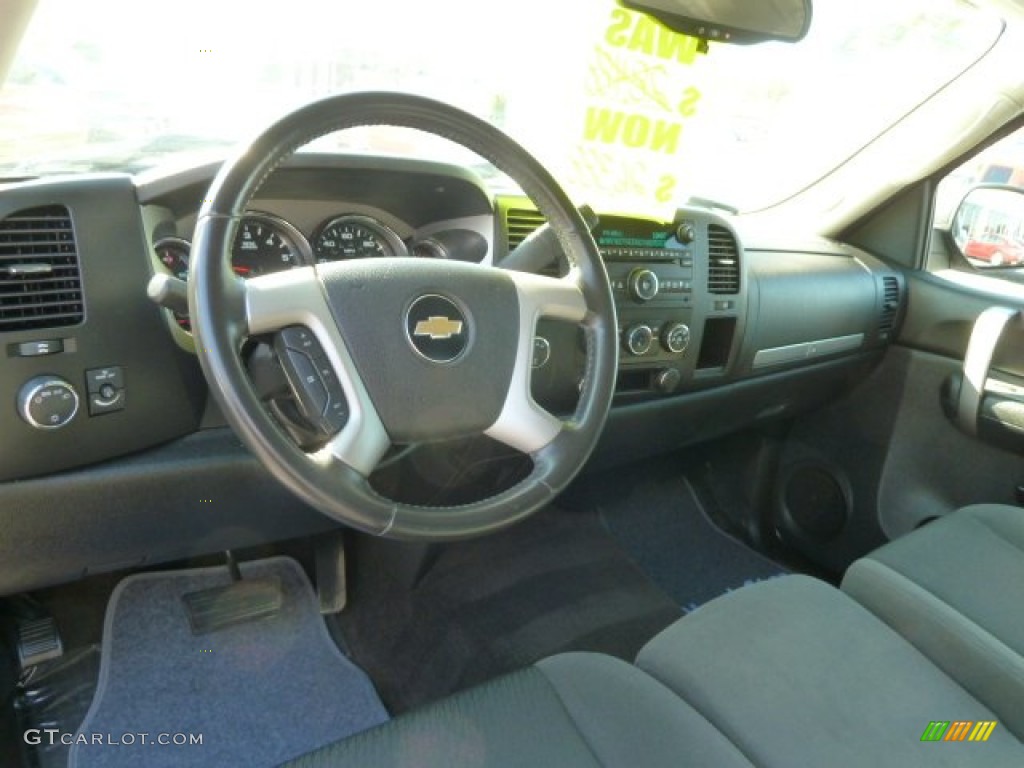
top-left (628, 268), bottom-right (660, 302)
top-left (275, 327), bottom-right (350, 435)
top-left (662, 322), bottom-right (691, 354)
top-left (405, 294), bottom-right (469, 364)
top-left (18, 376), bottom-right (79, 429)
top-left (16, 339), bottom-right (64, 357)
top-left (532, 337), bottom-right (551, 368)
top-left (624, 325), bottom-right (655, 356)
top-left (84, 366), bottom-right (126, 416)
top-left (284, 349), bottom-right (329, 416)
top-left (280, 326), bottom-right (318, 354)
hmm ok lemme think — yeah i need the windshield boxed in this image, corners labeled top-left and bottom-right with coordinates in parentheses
top-left (0, 0), bottom-right (1002, 214)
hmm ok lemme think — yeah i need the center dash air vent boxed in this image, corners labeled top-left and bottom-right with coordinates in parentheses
top-left (707, 224), bottom-right (740, 294)
top-left (879, 275), bottom-right (901, 338)
top-left (0, 205), bottom-right (84, 332)
top-left (505, 207), bottom-right (546, 249)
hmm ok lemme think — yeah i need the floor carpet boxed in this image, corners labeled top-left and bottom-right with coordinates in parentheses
top-left (338, 506), bottom-right (684, 713)
top-left (70, 556), bottom-right (387, 768)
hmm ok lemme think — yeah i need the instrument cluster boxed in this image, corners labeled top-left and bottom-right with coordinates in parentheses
top-left (154, 211), bottom-right (460, 331)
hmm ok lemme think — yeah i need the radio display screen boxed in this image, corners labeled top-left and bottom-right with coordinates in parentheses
top-left (595, 215), bottom-right (674, 250)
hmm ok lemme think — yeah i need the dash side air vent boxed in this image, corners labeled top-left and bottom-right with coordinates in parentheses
top-left (0, 205), bottom-right (84, 332)
top-left (707, 224), bottom-right (740, 294)
top-left (505, 207), bottom-right (546, 249)
top-left (879, 275), bottom-right (900, 336)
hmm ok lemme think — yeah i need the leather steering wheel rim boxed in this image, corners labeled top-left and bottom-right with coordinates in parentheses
top-left (189, 92), bottom-right (617, 540)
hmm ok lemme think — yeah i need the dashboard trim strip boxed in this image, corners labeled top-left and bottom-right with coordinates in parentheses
top-left (752, 333), bottom-right (865, 369)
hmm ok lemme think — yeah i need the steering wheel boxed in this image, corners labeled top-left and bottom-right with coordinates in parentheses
top-left (189, 92), bottom-right (617, 540)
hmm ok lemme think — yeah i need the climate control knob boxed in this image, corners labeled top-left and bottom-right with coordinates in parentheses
top-left (624, 324), bottom-right (654, 356)
top-left (18, 376), bottom-right (79, 430)
top-left (661, 322), bottom-right (691, 354)
top-left (627, 269), bottom-right (659, 302)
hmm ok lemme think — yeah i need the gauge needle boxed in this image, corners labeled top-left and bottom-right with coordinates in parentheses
top-left (232, 266), bottom-right (252, 275)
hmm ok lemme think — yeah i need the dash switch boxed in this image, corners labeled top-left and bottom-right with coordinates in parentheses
top-left (85, 366), bottom-right (126, 416)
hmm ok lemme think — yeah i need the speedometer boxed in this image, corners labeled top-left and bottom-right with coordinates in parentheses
top-left (312, 215), bottom-right (407, 261)
top-left (232, 214), bottom-right (311, 277)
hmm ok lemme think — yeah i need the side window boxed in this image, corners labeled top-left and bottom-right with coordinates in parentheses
top-left (934, 124), bottom-right (1024, 272)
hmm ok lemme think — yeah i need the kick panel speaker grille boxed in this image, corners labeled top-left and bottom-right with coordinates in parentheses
top-left (783, 465), bottom-right (848, 542)
top-left (0, 205), bottom-right (84, 331)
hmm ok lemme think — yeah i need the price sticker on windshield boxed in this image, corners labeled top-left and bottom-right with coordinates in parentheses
top-left (567, 4), bottom-right (706, 213)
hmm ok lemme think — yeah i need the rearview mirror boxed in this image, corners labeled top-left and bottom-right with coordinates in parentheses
top-left (953, 186), bottom-right (1024, 269)
top-left (620, 0), bottom-right (812, 44)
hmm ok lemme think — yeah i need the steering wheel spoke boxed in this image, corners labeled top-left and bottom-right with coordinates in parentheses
top-left (506, 269), bottom-right (588, 324)
top-left (244, 267), bottom-right (390, 476)
top-left (485, 270), bottom-right (587, 454)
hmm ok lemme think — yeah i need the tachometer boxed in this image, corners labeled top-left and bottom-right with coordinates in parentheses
top-left (312, 215), bottom-right (407, 261)
top-left (232, 214), bottom-right (311, 277)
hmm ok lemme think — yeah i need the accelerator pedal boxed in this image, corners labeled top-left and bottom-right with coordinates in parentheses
top-left (182, 551), bottom-right (283, 635)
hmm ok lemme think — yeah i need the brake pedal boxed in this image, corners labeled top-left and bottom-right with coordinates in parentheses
top-left (16, 616), bottom-right (63, 670)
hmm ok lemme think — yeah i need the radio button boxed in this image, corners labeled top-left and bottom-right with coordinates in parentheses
top-left (628, 269), bottom-right (660, 302)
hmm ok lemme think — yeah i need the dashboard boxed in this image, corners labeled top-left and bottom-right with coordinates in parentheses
top-left (0, 152), bottom-right (906, 594)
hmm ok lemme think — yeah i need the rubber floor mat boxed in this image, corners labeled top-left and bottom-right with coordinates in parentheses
top-left (70, 556), bottom-right (387, 768)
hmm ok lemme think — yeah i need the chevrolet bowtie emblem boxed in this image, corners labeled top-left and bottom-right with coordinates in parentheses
top-left (413, 316), bottom-right (464, 340)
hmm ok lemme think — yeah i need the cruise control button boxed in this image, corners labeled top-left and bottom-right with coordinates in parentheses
top-left (314, 353), bottom-right (349, 433)
top-left (323, 398), bottom-right (349, 433)
top-left (283, 349), bottom-right (328, 418)
top-left (311, 353), bottom-right (340, 391)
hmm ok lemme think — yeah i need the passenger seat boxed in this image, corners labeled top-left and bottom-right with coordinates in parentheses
top-left (281, 652), bottom-right (754, 767)
top-left (282, 574), bottom-right (1023, 766)
top-left (842, 503), bottom-right (1024, 738)
top-left (635, 575), bottom-right (1020, 766)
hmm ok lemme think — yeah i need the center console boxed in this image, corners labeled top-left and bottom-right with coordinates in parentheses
top-left (504, 202), bottom-right (746, 403)
top-left (597, 211), bottom-right (743, 396)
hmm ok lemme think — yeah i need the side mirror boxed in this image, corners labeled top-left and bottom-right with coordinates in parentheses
top-left (952, 186), bottom-right (1024, 269)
